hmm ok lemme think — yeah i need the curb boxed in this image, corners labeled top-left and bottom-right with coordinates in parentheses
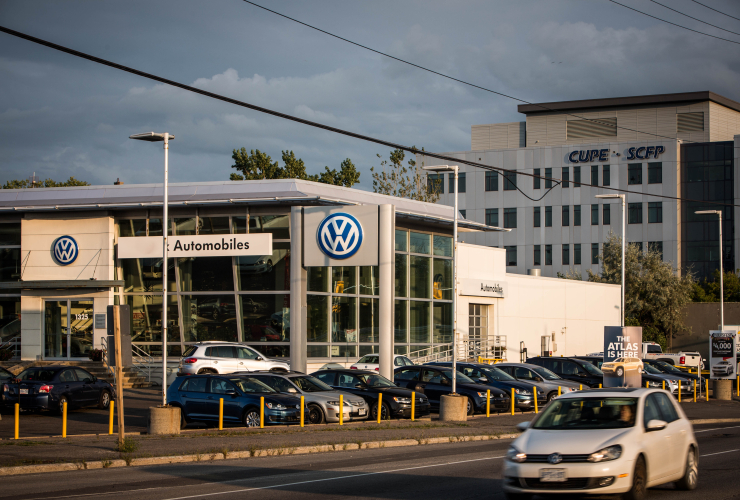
top-left (0, 433), bottom-right (519, 477)
top-left (690, 418), bottom-right (740, 425)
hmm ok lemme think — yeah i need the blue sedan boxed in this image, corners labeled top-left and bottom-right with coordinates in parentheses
top-left (168, 374), bottom-right (305, 428)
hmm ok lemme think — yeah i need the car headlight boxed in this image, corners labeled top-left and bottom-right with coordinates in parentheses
top-left (506, 446), bottom-right (527, 463)
top-left (393, 397), bottom-right (411, 404)
top-left (265, 402), bottom-right (287, 410)
top-left (588, 445), bottom-right (622, 463)
top-left (327, 401), bottom-right (350, 406)
top-left (476, 392), bottom-right (488, 398)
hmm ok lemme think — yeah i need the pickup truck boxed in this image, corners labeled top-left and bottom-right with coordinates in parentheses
top-left (641, 342), bottom-right (703, 370)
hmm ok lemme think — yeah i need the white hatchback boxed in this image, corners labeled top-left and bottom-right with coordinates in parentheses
top-left (350, 354), bottom-right (414, 371)
top-left (503, 388), bottom-right (698, 499)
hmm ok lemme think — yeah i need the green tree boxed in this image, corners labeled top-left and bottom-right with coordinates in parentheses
top-left (370, 148), bottom-right (440, 203)
top-left (556, 269), bottom-right (583, 280)
top-left (2, 177), bottom-right (90, 189)
top-left (588, 232), bottom-right (695, 350)
top-left (691, 269), bottom-right (740, 302)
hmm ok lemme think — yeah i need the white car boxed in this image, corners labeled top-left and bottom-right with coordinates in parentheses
top-left (503, 388), bottom-right (698, 499)
top-left (712, 360), bottom-right (734, 377)
top-left (350, 354), bottom-right (414, 371)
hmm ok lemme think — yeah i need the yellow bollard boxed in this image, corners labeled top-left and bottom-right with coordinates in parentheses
top-left (260, 396), bottom-right (264, 429)
top-left (662, 381), bottom-right (665, 391)
top-left (599, 383), bottom-right (602, 388)
top-left (558, 386), bottom-right (561, 397)
top-left (706, 379), bottom-right (710, 400)
top-left (533, 386), bottom-right (538, 414)
top-left (339, 394), bottom-right (343, 425)
top-left (737, 376), bottom-right (739, 397)
top-left (377, 393), bottom-right (382, 423)
top-left (300, 396), bottom-right (304, 428)
top-left (510, 388), bottom-right (515, 415)
top-left (486, 390), bottom-right (490, 417)
top-left (411, 391), bottom-right (415, 421)
top-left (579, 384), bottom-right (582, 391)
top-left (645, 381), bottom-right (649, 388)
top-left (693, 380), bottom-right (696, 402)
top-left (62, 401), bottom-right (67, 438)
top-left (678, 382), bottom-right (682, 402)
top-left (219, 398), bottom-right (223, 430)
top-left (14, 403), bottom-right (19, 440)
top-left (109, 401), bottom-right (114, 435)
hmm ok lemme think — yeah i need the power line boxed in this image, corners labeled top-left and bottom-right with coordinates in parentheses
top-left (690, 0), bottom-right (740, 23)
top-left (647, 0), bottom-right (740, 36)
top-left (606, 0), bottom-right (740, 45)
top-left (0, 24), bottom-right (738, 209)
top-left (241, 0), bottom-right (703, 145)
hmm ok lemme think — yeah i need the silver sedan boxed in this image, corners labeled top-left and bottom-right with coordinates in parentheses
top-left (495, 362), bottom-right (583, 402)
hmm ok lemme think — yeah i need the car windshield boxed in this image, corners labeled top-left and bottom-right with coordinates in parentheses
top-left (182, 346), bottom-right (198, 357)
top-left (578, 361), bottom-right (603, 376)
top-left (480, 366), bottom-right (516, 381)
top-left (0, 367), bottom-right (13, 378)
top-left (229, 377), bottom-right (276, 393)
top-left (290, 376), bottom-right (333, 392)
top-left (530, 366), bottom-right (561, 380)
top-left (653, 361), bottom-right (683, 375)
top-left (440, 370), bottom-right (475, 384)
top-left (17, 368), bottom-right (57, 381)
top-left (359, 355), bottom-right (379, 364)
top-left (533, 397), bottom-right (638, 429)
top-left (356, 374), bottom-right (398, 388)
top-left (644, 364), bottom-right (663, 375)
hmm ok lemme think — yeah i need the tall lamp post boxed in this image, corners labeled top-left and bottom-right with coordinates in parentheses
top-left (595, 194), bottom-right (626, 327)
top-left (696, 210), bottom-right (724, 331)
top-left (130, 131), bottom-right (174, 406)
top-left (422, 165), bottom-right (459, 393)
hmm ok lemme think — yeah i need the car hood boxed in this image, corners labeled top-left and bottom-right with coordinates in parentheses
top-left (484, 380), bottom-right (537, 392)
top-left (515, 427), bottom-right (634, 455)
top-left (301, 391), bottom-right (365, 404)
top-left (373, 386), bottom-right (421, 398)
top-left (459, 382), bottom-right (507, 396)
top-left (545, 379), bottom-right (582, 389)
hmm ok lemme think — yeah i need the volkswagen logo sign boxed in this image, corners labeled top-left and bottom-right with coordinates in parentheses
top-left (52, 235), bottom-right (79, 266)
top-left (317, 212), bottom-right (363, 259)
top-left (548, 453), bottom-right (563, 465)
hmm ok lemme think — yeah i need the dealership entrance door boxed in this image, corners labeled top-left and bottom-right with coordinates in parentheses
top-left (44, 299), bottom-right (94, 359)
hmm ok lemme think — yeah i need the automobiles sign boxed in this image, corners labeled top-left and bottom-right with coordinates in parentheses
top-left (52, 235), bottom-right (78, 265)
top-left (317, 212), bottom-right (363, 259)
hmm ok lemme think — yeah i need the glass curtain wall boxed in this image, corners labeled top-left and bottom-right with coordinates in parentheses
top-left (0, 222), bottom-right (21, 354)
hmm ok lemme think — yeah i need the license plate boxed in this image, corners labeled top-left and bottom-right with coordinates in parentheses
top-left (358, 408), bottom-right (366, 416)
top-left (539, 469), bottom-right (567, 482)
top-left (19, 389), bottom-right (28, 395)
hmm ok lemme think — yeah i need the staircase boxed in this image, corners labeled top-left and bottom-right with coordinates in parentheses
top-left (0, 360), bottom-right (151, 389)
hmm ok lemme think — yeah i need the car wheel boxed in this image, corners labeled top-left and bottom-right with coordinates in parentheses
top-left (57, 395), bottom-right (69, 415)
top-left (616, 367), bottom-right (624, 377)
top-left (503, 493), bottom-right (532, 500)
top-left (243, 408), bottom-right (261, 428)
top-left (675, 446), bottom-right (698, 490)
top-left (466, 397), bottom-right (475, 416)
top-left (546, 391), bottom-right (557, 403)
top-left (371, 401), bottom-right (390, 421)
top-left (623, 456), bottom-right (647, 500)
top-left (307, 404), bottom-right (325, 425)
top-left (98, 390), bottom-right (111, 409)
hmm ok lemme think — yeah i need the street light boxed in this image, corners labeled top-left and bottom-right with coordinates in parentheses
top-left (423, 165), bottom-right (460, 393)
top-left (595, 194), bottom-right (626, 327)
top-left (695, 210), bottom-right (724, 330)
top-left (130, 131), bottom-right (174, 406)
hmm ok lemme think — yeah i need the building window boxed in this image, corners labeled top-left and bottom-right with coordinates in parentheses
top-left (648, 241), bottom-right (664, 260)
top-left (603, 165), bottom-right (610, 186)
top-left (574, 166), bottom-right (581, 186)
top-left (591, 243), bottom-right (599, 264)
top-left (504, 208), bottom-right (517, 228)
top-left (628, 164), bottom-right (642, 185)
top-left (459, 210), bottom-right (466, 219)
top-left (574, 205), bottom-right (581, 226)
top-left (505, 246), bottom-right (517, 266)
top-left (534, 245), bottom-right (541, 266)
top-left (485, 171), bottom-right (498, 191)
top-left (591, 204), bottom-right (599, 225)
top-left (648, 163), bottom-right (662, 184)
top-left (562, 205), bottom-right (570, 226)
top-left (562, 244), bottom-right (570, 266)
top-left (428, 174), bottom-right (444, 195)
top-left (503, 171), bottom-right (517, 191)
top-left (534, 207), bottom-right (541, 228)
top-left (485, 208), bottom-right (499, 227)
top-left (562, 167), bottom-right (570, 188)
top-left (545, 245), bottom-right (553, 265)
top-left (448, 172), bottom-right (466, 193)
top-left (574, 243), bottom-right (581, 265)
top-left (545, 206), bottom-right (552, 227)
top-left (603, 204), bottom-right (611, 225)
top-left (648, 202), bottom-right (662, 223)
top-left (633, 242), bottom-right (643, 253)
top-left (591, 165), bottom-right (598, 186)
top-left (533, 168), bottom-right (541, 190)
top-left (628, 203), bottom-right (643, 224)
top-left (545, 168), bottom-right (552, 189)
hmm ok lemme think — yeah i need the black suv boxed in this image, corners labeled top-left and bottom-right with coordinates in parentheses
top-left (526, 357), bottom-right (604, 388)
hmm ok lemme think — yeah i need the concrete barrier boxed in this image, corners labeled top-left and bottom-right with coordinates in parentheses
top-left (148, 406), bottom-right (180, 435)
top-left (439, 394), bottom-right (467, 422)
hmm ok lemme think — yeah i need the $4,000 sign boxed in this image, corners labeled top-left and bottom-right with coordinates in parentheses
top-left (709, 330), bottom-right (737, 380)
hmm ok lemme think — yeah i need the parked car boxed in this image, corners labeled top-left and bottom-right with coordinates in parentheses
top-left (2, 366), bottom-right (114, 413)
top-left (195, 297), bottom-right (236, 322)
top-left (712, 360), bottom-right (735, 377)
top-left (578, 356), bottom-right (678, 392)
top-left (495, 362), bottom-right (582, 402)
top-left (527, 357), bottom-right (604, 388)
top-left (643, 359), bottom-right (701, 393)
top-left (426, 362), bottom-right (547, 411)
top-left (168, 374), bottom-right (304, 428)
top-left (602, 357), bottom-right (644, 378)
top-left (350, 354), bottom-right (415, 371)
top-left (0, 366), bottom-right (14, 406)
top-left (178, 342), bottom-right (289, 375)
top-left (393, 365), bottom-right (510, 415)
top-left (503, 388), bottom-right (698, 499)
top-left (247, 371), bottom-right (368, 424)
top-left (311, 369), bottom-right (430, 420)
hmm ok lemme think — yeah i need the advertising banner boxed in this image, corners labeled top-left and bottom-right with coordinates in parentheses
top-left (602, 326), bottom-right (643, 388)
top-left (709, 330), bottom-right (737, 380)
top-left (118, 234), bottom-right (272, 258)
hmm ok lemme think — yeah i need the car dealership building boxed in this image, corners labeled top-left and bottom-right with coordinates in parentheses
top-left (0, 179), bottom-right (618, 376)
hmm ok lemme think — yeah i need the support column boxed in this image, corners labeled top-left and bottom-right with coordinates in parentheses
top-left (290, 207), bottom-right (306, 374)
top-left (379, 204), bottom-right (394, 380)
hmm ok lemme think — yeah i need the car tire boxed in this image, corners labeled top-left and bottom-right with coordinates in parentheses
top-left (98, 390), bottom-right (111, 409)
top-left (57, 395), bottom-right (69, 415)
top-left (371, 401), bottom-right (390, 421)
top-left (623, 456), bottom-right (647, 500)
top-left (546, 391), bottom-right (557, 403)
top-left (675, 446), bottom-right (698, 491)
top-left (616, 367), bottom-right (624, 377)
top-left (466, 397), bottom-right (475, 416)
top-left (197, 369), bottom-right (217, 375)
top-left (243, 407), bottom-right (261, 428)
top-left (307, 404), bottom-right (325, 425)
top-left (503, 492), bottom-right (532, 500)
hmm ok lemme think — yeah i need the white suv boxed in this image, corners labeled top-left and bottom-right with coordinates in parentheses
top-left (178, 342), bottom-right (290, 375)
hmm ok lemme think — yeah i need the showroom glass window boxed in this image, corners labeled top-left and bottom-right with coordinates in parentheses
top-left (0, 222), bottom-right (21, 356)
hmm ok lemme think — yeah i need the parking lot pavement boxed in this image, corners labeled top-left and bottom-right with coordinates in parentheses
top-left (0, 422), bottom-right (739, 500)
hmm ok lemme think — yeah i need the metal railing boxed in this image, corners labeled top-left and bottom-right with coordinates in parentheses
top-left (131, 344), bottom-right (155, 384)
top-left (0, 336), bottom-right (21, 360)
top-left (408, 337), bottom-right (507, 365)
top-left (408, 344), bottom-right (454, 364)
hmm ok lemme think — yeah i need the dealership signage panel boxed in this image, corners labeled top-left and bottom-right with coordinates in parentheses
top-left (603, 326), bottom-right (643, 388)
top-left (118, 234), bottom-right (272, 258)
top-left (303, 206), bottom-right (379, 267)
top-left (460, 279), bottom-right (507, 298)
top-left (709, 330), bottom-right (737, 380)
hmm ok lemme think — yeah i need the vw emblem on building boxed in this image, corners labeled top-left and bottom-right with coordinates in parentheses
top-left (52, 235), bottom-right (79, 266)
top-left (548, 453), bottom-right (563, 464)
top-left (317, 212), bottom-right (363, 259)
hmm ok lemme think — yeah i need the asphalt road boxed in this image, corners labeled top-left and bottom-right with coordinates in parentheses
top-left (1, 423), bottom-right (739, 500)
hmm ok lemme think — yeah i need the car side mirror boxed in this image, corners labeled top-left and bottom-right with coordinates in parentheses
top-left (286, 387), bottom-right (298, 394)
top-left (534, 377), bottom-right (543, 382)
top-left (226, 391), bottom-right (239, 397)
top-left (441, 378), bottom-right (450, 385)
top-left (83, 378), bottom-right (92, 384)
top-left (477, 377), bottom-right (488, 383)
top-left (516, 421), bottom-right (530, 432)
top-left (257, 356), bottom-right (264, 361)
top-left (354, 383), bottom-right (365, 389)
top-left (646, 419), bottom-right (667, 432)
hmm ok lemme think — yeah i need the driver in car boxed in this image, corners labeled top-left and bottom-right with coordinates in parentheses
top-left (619, 404), bottom-right (635, 426)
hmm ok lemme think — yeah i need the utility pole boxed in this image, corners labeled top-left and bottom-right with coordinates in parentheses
top-left (113, 306), bottom-right (125, 447)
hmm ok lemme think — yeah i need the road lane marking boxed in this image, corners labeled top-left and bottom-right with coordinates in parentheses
top-left (701, 448), bottom-right (740, 457)
top-left (695, 425), bottom-right (740, 433)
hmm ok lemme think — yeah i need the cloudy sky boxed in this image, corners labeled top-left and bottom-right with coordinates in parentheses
top-left (2, 0), bottom-right (740, 190)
